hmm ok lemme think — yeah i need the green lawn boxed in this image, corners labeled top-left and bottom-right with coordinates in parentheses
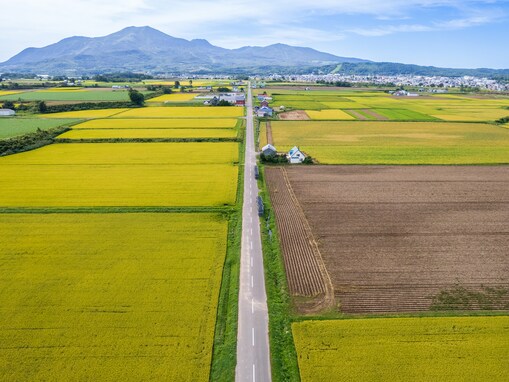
top-left (0, 118), bottom-right (79, 138)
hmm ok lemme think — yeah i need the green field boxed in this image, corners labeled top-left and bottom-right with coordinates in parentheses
top-left (0, 142), bottom-right (239, 207)
top-left (0, 89), bottom-right (152, 102)
top-left (0, 213), bottom-right (227, 381)
top-left (268, 91), bottom-right (509, 122)
top-left (0, 118), bottom-right (79, 138)
top-left (266, 121), bottom-right (509, 164)
top-left (293, 317), bottom-right (509, 382)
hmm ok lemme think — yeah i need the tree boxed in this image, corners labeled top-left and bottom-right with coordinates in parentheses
top-left (189, 80), bottom-right (193, 87)
top-left (2, 100), bottom-right (15, 109)
top-left (217, 87), bottom-right (231, 92)
top-left (128, 89), bottom-right (145, 106)
top-left (174, 81), bottom-right (180, 89)
top-left (37, 101), bottom-right (47, 113)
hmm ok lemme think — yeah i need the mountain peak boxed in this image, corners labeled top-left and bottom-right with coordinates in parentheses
top-left (0, 26), bottom-right (366, 74)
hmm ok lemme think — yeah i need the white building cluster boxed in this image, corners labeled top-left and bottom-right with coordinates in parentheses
top-left (256, 74), bottom-right (509, 91)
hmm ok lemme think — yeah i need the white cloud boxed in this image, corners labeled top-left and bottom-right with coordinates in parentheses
top-left (0, 0), bottom-right (507, 61)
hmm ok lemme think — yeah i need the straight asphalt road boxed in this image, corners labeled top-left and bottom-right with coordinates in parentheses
top-left (235, 84), bottom-right (272, 382)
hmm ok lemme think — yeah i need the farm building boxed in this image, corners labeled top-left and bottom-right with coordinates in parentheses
top-left (262, 144), bottom-right (277, 157)
top-left (287, 146), bottom-right (306, 164)
top-left (257, 106), bottom-right (273, 117)
top-left (219, 93), bottom-right (245, 106)
top-left (0, 109), bottom-right (15, 117)
top-left (257, 95), bottom-right (272, 102)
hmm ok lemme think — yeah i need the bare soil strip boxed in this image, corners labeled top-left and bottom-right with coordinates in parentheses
top-left (278, 110), bottom-right (310, 120)
top-left (266, 121), bottom-right (273, 145)
top-left (265, 167), bottom-right (334, 313)
top-left (362, 109), bottom-right (388, 120)
top-left (345, 110), bottom-right (367, 120)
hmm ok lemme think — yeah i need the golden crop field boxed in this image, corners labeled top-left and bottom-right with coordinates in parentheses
top-left (42, 88), bottom-right (85, 92)
top-left (73, 118), bottom-right (239, 129)
top-left (305, 109), bottom-right (356, 120)
top-left (58, 128), bottom-right (237, 139)
top-left (40, 109), bottom-right (128, 119)
top-left (293, 317), bottom-right (509, 382)
top-left (267, 121), bottom-right (509, 164)
top-left (115, 106), bottom-right (244, 118)
top-left (0, 90), bottom-right (26, 96)
top-left (0, 143), bottom-right (239, 207)
top-left (0, 213), bottom-right (227, 381)
top-left (147, 93), bottom-right (198, 102)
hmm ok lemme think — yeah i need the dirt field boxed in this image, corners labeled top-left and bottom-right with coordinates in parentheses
top-left (265, 121), bottom-right (273, 145)
top-left (362, 109), bottom-right (388, 120)
top-left (345, 110), bottom-right (367, 120)
top-left (278, 110), bottom-right (310, 120)
top-left (266, 166), bottom-right (509, 314)
top-left (265, 168), bottom-right (333, 312)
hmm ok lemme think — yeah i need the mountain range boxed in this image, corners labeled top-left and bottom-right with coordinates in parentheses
top-left (1, 26), bottom-right (508, 77)
top-left (0, 26), bottom-right (365, 75)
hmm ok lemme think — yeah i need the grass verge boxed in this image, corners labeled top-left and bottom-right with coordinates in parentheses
top-left (258, 164), bottom-right (301, 381)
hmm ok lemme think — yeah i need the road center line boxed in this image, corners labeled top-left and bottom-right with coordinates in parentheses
top-left (251, 275), bottom-right (254, 288)
top-left (253, 364), bottom-right (256, 382)
top-left (252, 327), bottom-right (255, 347)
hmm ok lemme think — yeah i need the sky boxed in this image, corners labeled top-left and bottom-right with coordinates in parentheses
top-left (1, 0), bottom-right (508, 68)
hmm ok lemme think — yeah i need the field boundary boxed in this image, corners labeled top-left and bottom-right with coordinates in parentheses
top-left (258, 165), bottom-right (301, 382)
top-left (266, 121), bottom-right (273, 145)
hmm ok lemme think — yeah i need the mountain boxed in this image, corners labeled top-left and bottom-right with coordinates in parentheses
top-left (2, 26), bottom-right (507, 77)
top-left (0, 26), bottom-right (366, 75)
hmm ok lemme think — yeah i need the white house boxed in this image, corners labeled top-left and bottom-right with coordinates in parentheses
top-left (287, 146), bottom-right (306, 164)
top-left (261, 144), bottom-right (277, 157)
top-left (0, 109), bottom-right (15, 117)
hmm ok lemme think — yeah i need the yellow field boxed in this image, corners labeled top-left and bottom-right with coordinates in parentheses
top-left (0, 213), bottom-right (227, 381)
top-left (58, 128), bottom-right (237, 139)
top-left (40, 109), bottom-right (128, 119)
top-left (41, 88), bottom-right (85, 92)
top-left (72, 118), bottom-right (238, 129)
top-left (293, 317), bottom-right (509, 382)
top-left (432, 108), bottom-right (509, 121)
top-left (305, 109), bottom-right (356, 120)
top-left (0, 143), bottom-right (239, 207)
top-left (147, 93), bottom-right (198, 102)
top-left (115, 106), bottom-right (244, 118)
top-left (268, 120), bottom-right (509, 164)
top-left (0, 90), bottom-right (26, 96)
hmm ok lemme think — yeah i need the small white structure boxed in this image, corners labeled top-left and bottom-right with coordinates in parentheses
top-left (0, 109), bottom-right (15, 117)
top-left (261, 144), bottom-right (277, 157)
top-left (287, 146), bottom-right (306, 164)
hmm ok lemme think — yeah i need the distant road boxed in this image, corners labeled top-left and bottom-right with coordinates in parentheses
top-left (235, 85), bottom-right (272, 381)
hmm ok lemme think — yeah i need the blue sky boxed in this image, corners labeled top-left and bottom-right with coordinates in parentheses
top-left (1, 0), bottom-right (508, 68)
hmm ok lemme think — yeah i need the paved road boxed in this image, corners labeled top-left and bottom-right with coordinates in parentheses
top-left (235, 85), bottom-right (272, 382)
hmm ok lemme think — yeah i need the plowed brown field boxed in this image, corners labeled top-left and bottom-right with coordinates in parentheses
top-left (267, 166), bottom-right (509, 314)
top-left (265, 167), bottom-right (333, 312)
